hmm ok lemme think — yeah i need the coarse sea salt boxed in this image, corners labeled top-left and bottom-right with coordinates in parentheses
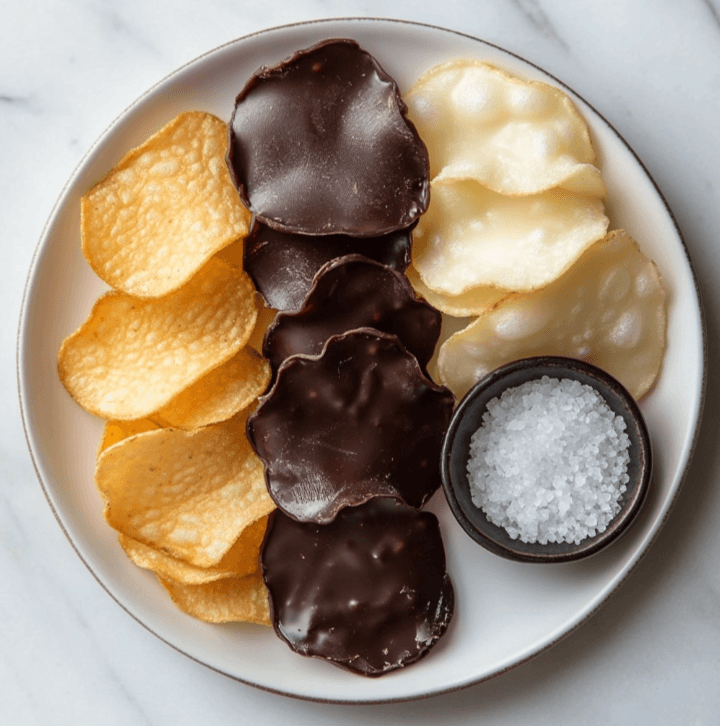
top-left (466, 376), bottom-right (630, 545)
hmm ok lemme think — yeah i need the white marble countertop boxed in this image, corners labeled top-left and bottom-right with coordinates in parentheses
top-left (4, 0), bottom-right (719, 723)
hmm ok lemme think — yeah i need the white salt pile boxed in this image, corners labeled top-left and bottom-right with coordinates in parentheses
top-left (467, 376), bottom-right (630, 545)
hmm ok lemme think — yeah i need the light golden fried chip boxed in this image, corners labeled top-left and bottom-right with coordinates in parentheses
top-left (438, 230), bottom-right (667, 399)
top-left (158, 570), bottom-right (271, 624)
top-left (405, 60), bottom-right (605, 196)
top-left (58, 258), bottom-right (257, 420)
top-left (406, 264), bottom-right (508, 318)
top-left (95, 410), bottom-right (274, 567)
top-left (156, 347), bottom-right (270, 429)
top-left (81, 111), bottom-right (251, 298)
top-left (118, 515), bottom-right (269, 585)
top-left (412, 179), bottom-right (609, 295)
top-left (99, 418), bottom-right (162, 454)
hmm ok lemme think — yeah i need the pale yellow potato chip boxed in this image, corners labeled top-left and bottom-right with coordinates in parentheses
top-left (156, 347), bottom-right (270, 429)
top-left (58, 258), bottom-right (257, 420)
top-left (412, 179), bottom-right (609, 295)
top-left (438, 230), bottom-right (667, 400)
top-left (99, 418), bottom-right (162, 454)
top-left (405, 60), bottom-right (605, 196)
top-left (81, 111), bottom-right (251, 298)
top-left (406, 263), bottom-right (508, 318)
top-left (95, 409), bottom-right (275, 567)
top-left (158, 571), bottom-right (271, 625)
top-left (118, 515), bottom-right (270, 585)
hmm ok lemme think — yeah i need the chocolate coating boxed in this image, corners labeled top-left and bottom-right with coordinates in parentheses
top-left (227, 39), bottom-right (429, 236)
top-left (247, 329), bottom-right (455, 523)
top-left (262, 498), bottom-right (454, 677)
top-left (263, 255), bottom-right (441, 372)
top-left (244, 221), bottom-right (413, 312)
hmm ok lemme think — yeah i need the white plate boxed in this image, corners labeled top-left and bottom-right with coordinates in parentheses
top-left (18, 18), bottom-right (705, 703)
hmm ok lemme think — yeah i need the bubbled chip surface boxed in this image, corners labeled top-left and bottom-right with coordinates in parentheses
top-left (82, 111), bottom-right (251, 298)
top-left (158, 570), bottom-right (271, 625)
top-left (95, 410), bottom-right (275, 568)
top-left (262, 255), bottom-right (441, 373)
top-left (406, 264), bottom-right (509, 318)
top-left (405, 59), bottom-right (605, 196)
top-left (438, 230), bottom-right (668, 399)
top-left (248, 329), bottom-right (455, 524)
top-left (412, 179), bottom-right (609, 295)
top-left (244, 221), bottom-right (413, 312)
top-left (57, 258), bottom-right (257, 421)
top-left (227, 38), bottom-right (429, 236)
top-left (262, 499), bottom-right (454, 676)
top-left (157, 346), bottom-right (270, 429)
top-left (118, 515), bottom-right (269, 585)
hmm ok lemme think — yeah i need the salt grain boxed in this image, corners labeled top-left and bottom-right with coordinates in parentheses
top-left (466, 376), bottom-right (630, 545)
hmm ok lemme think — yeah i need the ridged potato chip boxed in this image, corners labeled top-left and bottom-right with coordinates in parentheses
top-left (157, 347), bottom-right (270, 429)
top-left (58, 258), bottom-right (257, 420)
top-left (81, 111), bottom-right (251, 298)
top-left (118, 515), bottom-right (269, 585)
top-left (158, 571), bottom-right (271, 625)
top-left (405, 60), bottom-right (605, 196)
top-left (438, 230), bottom-right (667, 399)
top-left (95, 410), bottom-right (274, 567)
top-left (412, 179), bottom-right (609, 295)
top-left (406, 264), bottom-right (508, 318)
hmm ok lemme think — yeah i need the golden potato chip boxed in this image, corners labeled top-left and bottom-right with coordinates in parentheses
top-left (246, 300), bottom-right (277, 353)
top-left (99, 418), bottom-right (162, 454)
top-left (412, 179), bottom-right (609, 295)
top-left (215, 237), bottom-right (244, 269)
top-left (58, 258), bottom-right (257, 420)
top-left (406, 263), bottom-right (508, 318)
top-left (156, 347), bottom-right (270, 429)
top-left (405, 60), bottom-right (605, 196)
top-left (438, 230), bottom-right (667, 399)
top-left (81, 111), bottom-right (251, 298)
top-left (158, 570), bottom-right (271, 624)
top-left (118, 515), bottom-right (269, 585)
top-left (95, 410), bottom-right (274, 567)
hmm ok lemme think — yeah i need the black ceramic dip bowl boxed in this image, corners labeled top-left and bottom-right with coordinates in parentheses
top-left (440, 356), bottom-right (652, 563)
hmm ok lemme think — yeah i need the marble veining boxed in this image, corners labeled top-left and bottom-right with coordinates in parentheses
top-left (508, 0), bottom-right (570, 50)
top-left (4, 1), bottom-right (720, 724)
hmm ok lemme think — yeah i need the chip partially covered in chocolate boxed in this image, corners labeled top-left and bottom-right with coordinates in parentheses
top-left (247, 329), bottom-right (455, 523)
top-left (227, 38), bottom-right (429, 236)
top-left (244, 221), bottom-right (413, 312)
top-left (262, 255), bottom-right (441, 372)
top-left (262, 498), bottom-right (454, 677)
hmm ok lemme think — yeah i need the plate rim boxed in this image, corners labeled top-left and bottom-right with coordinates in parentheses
top-left (17, 16), bottom-right (707, 704)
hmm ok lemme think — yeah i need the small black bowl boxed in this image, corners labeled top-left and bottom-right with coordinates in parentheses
top-left (440, 356), bottom-right (652, 563)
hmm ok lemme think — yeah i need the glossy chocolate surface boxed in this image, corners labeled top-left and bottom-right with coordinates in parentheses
top-left (263, 255), bottom-right (441, 372)
top-left (227, 38), bottom-right (429, 236)
top-left (244, 221), bottom-right (413, 312)
top-left (247, 329), bottom-right (455, 523)
top-left (261, 498), bottom-right (454, 677)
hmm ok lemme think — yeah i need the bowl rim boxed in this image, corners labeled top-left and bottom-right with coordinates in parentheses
top-left (441, 355), bottom-right (653, 563)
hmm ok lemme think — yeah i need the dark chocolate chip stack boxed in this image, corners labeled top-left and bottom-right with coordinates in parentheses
top-left (231, 39), bottom-right (455, 677)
